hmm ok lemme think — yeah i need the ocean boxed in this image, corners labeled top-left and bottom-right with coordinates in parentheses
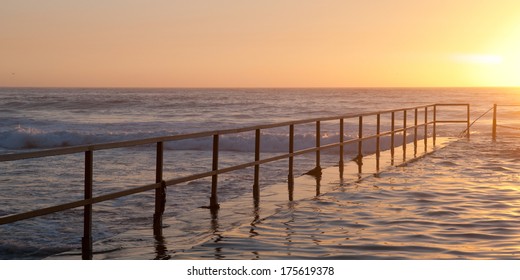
top-left (1, 87), bottom-right (520, 259)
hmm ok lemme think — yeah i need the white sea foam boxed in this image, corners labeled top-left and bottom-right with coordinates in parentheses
top-left (0, 124), bottom-right (416, 156)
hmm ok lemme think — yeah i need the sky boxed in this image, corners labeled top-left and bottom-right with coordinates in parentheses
top-left (1, 0), bottom-right (520, 87)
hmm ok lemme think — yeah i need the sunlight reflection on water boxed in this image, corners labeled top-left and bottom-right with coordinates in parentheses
top-left (166, 136), bottom-right (520, 260)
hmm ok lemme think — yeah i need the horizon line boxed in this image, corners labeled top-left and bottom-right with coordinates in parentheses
top-left (2, 85), bottom-right (520, 89)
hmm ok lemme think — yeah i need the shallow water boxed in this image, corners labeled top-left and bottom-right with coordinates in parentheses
top-left (2, 87), bottom-right (520, 259)
top-left (170, 135), bottom-right (520, 259)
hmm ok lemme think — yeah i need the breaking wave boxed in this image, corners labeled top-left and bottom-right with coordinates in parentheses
top-left (0, 126), bottom-right (414, 155)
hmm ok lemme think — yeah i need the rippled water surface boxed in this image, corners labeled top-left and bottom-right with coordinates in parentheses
top-left (2, 87), bottom-right (520, 259)
top-left (172, 136), bottom-right (520, 259)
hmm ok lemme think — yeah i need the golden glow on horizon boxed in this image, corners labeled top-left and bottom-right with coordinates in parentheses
top-left (452, 54), bottom-right (503, 65)
top-left (2, 1), bottom-right (520, 87)
top-left (454, 22), bottom-right (520, 87)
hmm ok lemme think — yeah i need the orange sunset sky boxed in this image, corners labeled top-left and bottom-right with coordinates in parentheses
top-left (1, 0), bottom-right (520, 88)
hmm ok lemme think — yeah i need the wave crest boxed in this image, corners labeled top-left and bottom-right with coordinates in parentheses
top-left (0, 126), bottom-right (414, 154)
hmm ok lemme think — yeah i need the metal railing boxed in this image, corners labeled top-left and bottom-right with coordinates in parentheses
top-left (0, 103), bottom-right (470, 259)
top-left (492, 104), bottom-right (520, 140)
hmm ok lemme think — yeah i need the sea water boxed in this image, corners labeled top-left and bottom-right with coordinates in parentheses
top-left (1, 87), bottom-right (520, 259)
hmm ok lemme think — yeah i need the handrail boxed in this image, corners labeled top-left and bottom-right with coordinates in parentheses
top-left (492, 104), bottom-right (520, 140)
top-left (0, 103), bottom-right (470, 259)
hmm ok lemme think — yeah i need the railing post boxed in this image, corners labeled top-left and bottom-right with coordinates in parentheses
top-left (376, 114), bottom-right (380, 171)
top-left (414, 108), bottom-right (418, 155)
top-left (424, 107), bottom-right (428, 152)
top-left (82, 150), bottom-right (93, 260)
top-left (403, 110), bottom-right (408, 161)
top-left (467, 104), bottom-right (470, 139)
top-left (253, 129), bottom-right (260, 202)
top-left (153, 142), bottom-right (165, 236)
top-left (288, 124), bottom-right (294, 201)
top-left (391, 112), bottom-right (395, 159)
top-left (210, 135), bottom-right (220, 209)
top-left (433, 105), bottom-right (437, 145)
top-left (156, 142), bottom-right (163, 183)
top-left (403, 110), bottom-right (407, 159)
top-left (316, 121), bottom-right (321, 169)
top-left (358, 116), bottom-right (363, 160)
top-left (492, 104), bottom-right (497, 141)
top-left (339, 118), bottom-right (344, 177)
